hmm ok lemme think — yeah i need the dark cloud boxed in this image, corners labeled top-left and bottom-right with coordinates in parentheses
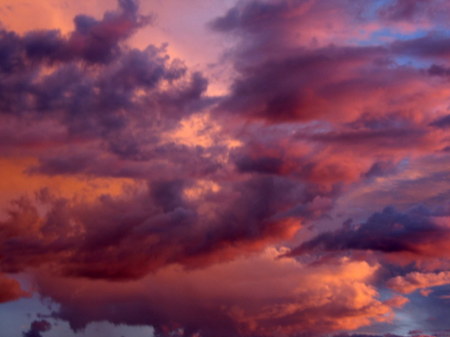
top-left (288, 206), bottom-right (450, 258)
top-left (22, 320), bottom-right (51, 337)
top-left (378, 0), bottom-right (432, 21)
top-left (430, 114), bottom-right (450, 128)
top-left (23, 0), bottom-right (149, 64)
top-left (391, 34), bottom-right (450, 59)
top-left (377, 0), bottom-right (450, 25)
top-left (214, 45), bottom-right (396, 122)
top-left (211, 0), bottom-right (450, 129)
top-left (0, 42), bottom-right (203, 126)
top-left (0, 0), bottom-right (343, 287)
top-left (235, 154), bottom-right (284, 174)
top-left (210, 1), bottom-right (291, 33)
top-left (364, 160), bottom-right (399, 179)
top-left (210, 0), bottom-right (372, 50)
top-left (0, 0), bottom-right (147, 74)
top-left (0, 0), bottom-right (229, 284)
top-left (309, 127), bottom-right (429, 150)
top-left (331, 334), bottom-right (450, 337)
top-left (427, 64), bottom-right (450, 77)
top-left (0, 0), bottom-right (208, 170)
top-left (333, 334), bottom-right (404, 337)
top-left (28, 142), bottom-right (222, 179)
top-left (0, 174), bottom-right (326, 280)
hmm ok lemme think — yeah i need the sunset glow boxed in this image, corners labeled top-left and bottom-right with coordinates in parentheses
top-left (1, 1), bottom-right (450, 337)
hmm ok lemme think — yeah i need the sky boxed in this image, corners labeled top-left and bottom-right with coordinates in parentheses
top-left (1, 0), bottom-right (450, 336)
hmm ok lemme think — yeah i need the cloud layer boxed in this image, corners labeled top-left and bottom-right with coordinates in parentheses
top-left (1, 0), bottom-right (450, 337)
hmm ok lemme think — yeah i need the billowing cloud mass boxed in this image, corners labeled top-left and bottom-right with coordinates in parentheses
top-left (1, 0), bottom-right (450, 337)
top-left (36, 251), bottom-right (402, 337)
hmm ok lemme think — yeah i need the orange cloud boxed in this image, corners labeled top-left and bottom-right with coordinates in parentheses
top-left (388, 271), bottom-right (450, 294)
top-left (34, 250), bottom-right (405, 337)
top-left (0, 273), bottom-right (29, 303)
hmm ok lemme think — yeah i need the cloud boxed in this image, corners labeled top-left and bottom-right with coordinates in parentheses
top-left (287, 206), bottom-right (450, 265)
top-left (0, 273), bottom-right (28, 303)
top-left (391, 34), bottom-right (450, 59)
top-left (34, 250), bottom-right (404, 337)
top-left (1, 174), bottom-right (323, 280)
top-left (22, 320), bottom-right (52, 337)
top-left (377, 0), bottom-right (450, 31)
top-left (0, 0), bottom-right (208, 170)
top-left (19, 0), bottom-right (149, 64)
top-left (2, 0), bottom-right (450, 336)
top-left (388, 271), bottom-right (450, 294)
top-left (211, 1), bottom-right (450, 126)
top-left (430, 114), bottom-right (450, 129)
top-left (332, 334), bottom-right (444, 337)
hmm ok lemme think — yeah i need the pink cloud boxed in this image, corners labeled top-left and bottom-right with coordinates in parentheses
top-left (0, 273), bottom-right (29, 303)
top-left (2, 0), bottom-right (450, 336)
top-left (388, 271), bottom-right (450, 294)
top-left (34, 251), bottom-right (404, 337)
